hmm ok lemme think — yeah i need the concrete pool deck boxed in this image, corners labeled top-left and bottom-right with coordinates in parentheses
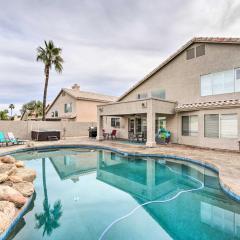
top-left (0, 136), bottom-right (240, 201)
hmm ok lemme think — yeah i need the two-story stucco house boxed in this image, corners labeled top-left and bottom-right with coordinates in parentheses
top-left (97, 37), bottom-right (240, 151)
top-left (46, 84), bottom-right (117, 122)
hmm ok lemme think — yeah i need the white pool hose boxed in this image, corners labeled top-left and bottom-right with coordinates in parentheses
top-left (98, 161), bottom-right (204, 240)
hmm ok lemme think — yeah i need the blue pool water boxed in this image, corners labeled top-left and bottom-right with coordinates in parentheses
top-left (7, 148), bottom-right (240, 240)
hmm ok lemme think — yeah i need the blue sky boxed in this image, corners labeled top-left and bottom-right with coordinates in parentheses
top-left (0, 0), bottom-right (240, 114)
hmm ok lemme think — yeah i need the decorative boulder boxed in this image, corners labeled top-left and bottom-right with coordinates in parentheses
top-left (8, 175), bottom-right (23, 183)
top-left (12, 182), bottom-right (34, 197)
top-left (0, 201), bottom-right (15, 234)
top-left (13, 168), bottom-right (36, 182)
top-left (0, 174), bottom-right (8, 183)
top-left (0, 156), bottom-right (16, 164)
top-left (0, 185), bottom-right (26, 208)
top-left (15, 161), bottom-right (24, 168)
top-left (0, 163), bottom-right (16, 176)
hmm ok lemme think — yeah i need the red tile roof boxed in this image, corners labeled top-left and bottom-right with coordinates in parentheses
top-left (176, 99), bottom-right (240, 112)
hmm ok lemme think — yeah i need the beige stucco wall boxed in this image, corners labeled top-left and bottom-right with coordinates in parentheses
top-left (76, 100), bottom-right (106, 122)
top-left (0, 121), bottom-right (96, 140)
top-left (120, 43), bottom-right (240, 104)
top-left (176, 108), bottom-right (240, 151)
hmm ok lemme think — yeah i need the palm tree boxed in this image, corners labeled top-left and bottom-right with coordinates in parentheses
top-left (9, 104), bottom-right (15, 117)
top-left (0, 110), bottom-right (8, 120)
top-left (35, 158), bottom-right (62, 236)
top-left (36, 41), bottom-right (63, 121)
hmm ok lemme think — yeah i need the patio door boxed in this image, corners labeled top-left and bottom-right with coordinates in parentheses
top-left (128, 118), bottom-right (135, 133)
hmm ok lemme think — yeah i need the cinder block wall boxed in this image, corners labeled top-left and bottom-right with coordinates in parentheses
top-left (0, 121), bottom-right (96, 140)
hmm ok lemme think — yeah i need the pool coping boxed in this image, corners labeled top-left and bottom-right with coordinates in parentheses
top-left (0, 143), bottom-right (239, 239)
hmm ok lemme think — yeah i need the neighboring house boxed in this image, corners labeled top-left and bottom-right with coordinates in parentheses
top-left (97, 37), bottom-right (240, 151)
top-left (21, 110), bottom-right (42, 121)
top-left (46, 84), bottom-right (117, 122)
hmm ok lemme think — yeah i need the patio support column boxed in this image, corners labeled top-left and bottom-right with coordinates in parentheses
top-left (146, 107), bottom-right (156, 147)
top-left (97, 112), bottom-right (103, 141)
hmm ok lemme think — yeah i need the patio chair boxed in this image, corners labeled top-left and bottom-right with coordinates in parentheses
top-left (102, 129), bottom-right (109, 140)
top-left (110, 130), bottom-right (117, 140)
top-left (0, 131), bottom-right (10, 146)
top-left (7, 132), bottom-right (26, 145)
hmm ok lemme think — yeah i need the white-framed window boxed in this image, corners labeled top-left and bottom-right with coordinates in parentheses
top-left (220, 114), bottom-right (238, 138)
top-left (235, 68), bottom-right (240, 92)
top-left (182, 115), bottom-right (198, 136)
top-left (204, 114), bottom-right (238, 139)
top-left (64, 103), bottom-right (72, 113)
top-left (201, 69), bottom-right (235, 96)
top-left (55, 111), bottom-right (58, 117)
top-left (111, 118), bottom-right (120, 128)
top-left (51, 112), bottom-right (54, 117)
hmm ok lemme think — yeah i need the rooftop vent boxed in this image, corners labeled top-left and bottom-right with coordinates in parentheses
top-left (72, 84), bottom-right (80, 91)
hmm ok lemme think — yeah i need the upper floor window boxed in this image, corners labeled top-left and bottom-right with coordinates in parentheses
top-left (64, 103), bottom-right (72, 113)
top-left (186, 48), bottom-right (195, 60)
top-left (196, 44), bottom-right (205, 57)
top-left (55, 111), bottom-right (58, 117)
top-left (182, 115), bottom-right (198, 136)
top-left (151, 89), bottom-right (166, 99)
top-left (111, 118), bottom-right (120, 128)
top-left (200, 69), bottom-right (238, 96)
top-left (51, 112), bottom-right (54, 117)
top-left (235, 68), bottom-right (240, 92)
top-left (137, 92), bottom-right (148, 100)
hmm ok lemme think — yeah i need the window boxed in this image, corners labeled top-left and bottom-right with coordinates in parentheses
top-left (235, 68), bottom-right (240, 92)
top-left (186, 48), bottom-right (195, 60)
top-left (111, 118), bottom-right (120, 128)
top-left (182, 115), bottom-right (198, 136)
top-left (220, 114), bottom-right (238, 138)
top-left (151, 89), bottom-right (166, 99)
top-left (55, 111), bottom-right (58, 117)
top-left (204, 114), bottom-right (219, 138)
top-left (137, 93), bottom-right (148, 99)
top-left (201, 69), bottom-right (234, 96)
top-left (205, 114), bottom-right (238, 139)
top-left (51, 112), bottom-right (54, 117)
top-left (64, 103), bottom-right (72, 113)
top-left (196, 44), bottom-right (205, 57)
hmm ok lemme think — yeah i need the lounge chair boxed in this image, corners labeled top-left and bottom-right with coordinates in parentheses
top-left (0, 131), bottom-right (10, 146)
top-left (7, 132), bottom-right (25, 145)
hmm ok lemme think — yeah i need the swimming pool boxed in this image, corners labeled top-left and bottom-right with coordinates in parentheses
top-left (7, 147), bottom-right (240, 240)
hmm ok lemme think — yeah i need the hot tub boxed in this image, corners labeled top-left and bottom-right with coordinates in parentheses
top-left (31, 130), bottom-right (61, 141)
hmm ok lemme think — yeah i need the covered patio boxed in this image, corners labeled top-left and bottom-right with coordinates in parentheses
top-left (97, 98), bottom-right (176, 147)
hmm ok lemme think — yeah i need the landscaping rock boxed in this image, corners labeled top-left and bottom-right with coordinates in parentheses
top-left (0, 155), bottom-right (16, 164)
top-left (0, 185), bottom-right (26, 208)
top-left (8, 175), bottom-right (23, 183)
top-left (0, 212), bottom-right (11, 234)
top-left (12, 182), bottom-right (34, 197)
top-left (0, 201), bottom-right (16, 219)
top-left (14, 168), bottom-right (36, 182)
top-left (15, 161), bottom-right (24, 168)
top-left (0, 201), bottom-right (16, 234)
top-left (0, 163), bottom-right (16, 176)
top-left (0, 174), bottom-right (8, 183)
